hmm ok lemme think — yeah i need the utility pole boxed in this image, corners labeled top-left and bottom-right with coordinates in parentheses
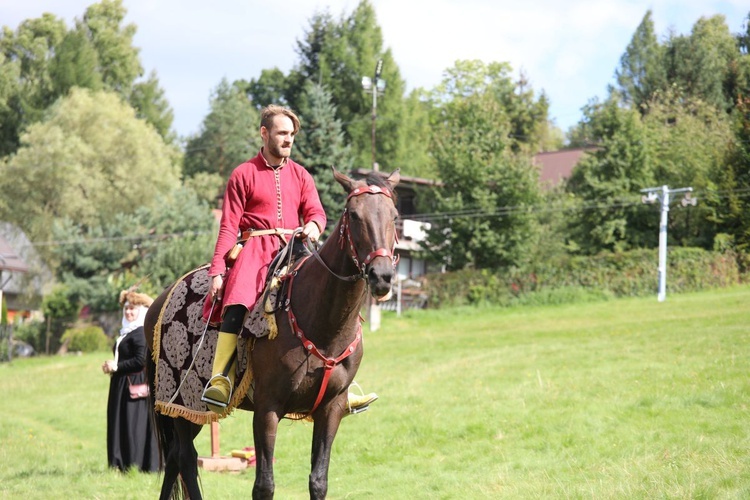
top-left (640, 185), bottom-right (696, 302)
top-left (361, 59), bottom-right (385, 172)
top-left (362, 60), bottom-right (387, 331)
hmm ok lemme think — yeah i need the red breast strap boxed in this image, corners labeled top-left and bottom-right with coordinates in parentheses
top-left (286, 268), bottom-right (362, 415)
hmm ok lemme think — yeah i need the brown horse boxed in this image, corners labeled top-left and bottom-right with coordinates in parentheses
top-left (144, 168), bottom-right (400, 499)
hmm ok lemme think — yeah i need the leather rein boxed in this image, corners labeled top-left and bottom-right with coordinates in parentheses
top-left (283, 184), bottom-right (398, 415)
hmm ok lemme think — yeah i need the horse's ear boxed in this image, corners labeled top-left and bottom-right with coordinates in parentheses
top-left (331, 166), bottom-right (355, 193)
top-left (386, 169), bottom-right (400, 190)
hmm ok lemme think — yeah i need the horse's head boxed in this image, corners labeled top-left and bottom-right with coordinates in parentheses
top-left (333, 167), bottom-right (401, 300)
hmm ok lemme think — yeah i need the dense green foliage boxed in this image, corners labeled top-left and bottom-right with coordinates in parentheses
top-left (10, 320), bottom-right (46, 355)
top-left (613, 11), bottom-right (749, 114)
top-left (0, 0), bottom-right (173, 157)
top-left (40, 285), bottom-right (80, 353)
top-left (711, 95), bottom-right (750, 260)
top-left (566, 11), bottom-right (749, 258)
top-left (0, 88), bottom-right (180, 246)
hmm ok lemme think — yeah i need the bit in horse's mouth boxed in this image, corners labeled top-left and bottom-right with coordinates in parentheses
top-left (376, 290), bottom-right (393, 302)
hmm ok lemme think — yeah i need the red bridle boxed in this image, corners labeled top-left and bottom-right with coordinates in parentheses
top-left (338, 184), bottom-right (399, 276)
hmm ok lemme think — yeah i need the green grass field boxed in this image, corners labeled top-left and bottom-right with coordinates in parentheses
top-left (2, 286), bottom-right (749, 499)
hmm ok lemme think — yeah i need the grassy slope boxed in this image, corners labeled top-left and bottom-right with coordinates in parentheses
top-left (1, 286), bottom-right (748, 499)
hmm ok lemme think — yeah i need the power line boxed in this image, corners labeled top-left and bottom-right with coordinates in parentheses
top-left (30, 230), bottom-right (214, 248)
top-left (23, 187), bottom-right (750, 248)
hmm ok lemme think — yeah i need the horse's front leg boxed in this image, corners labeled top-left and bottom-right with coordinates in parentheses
top-left (309, 399), bottom-right (346, 500)
top-left (253, 408), bottom-right (281, 500)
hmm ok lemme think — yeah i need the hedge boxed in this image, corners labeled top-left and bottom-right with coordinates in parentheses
top-left (421, 247), bottom-right (741, 309)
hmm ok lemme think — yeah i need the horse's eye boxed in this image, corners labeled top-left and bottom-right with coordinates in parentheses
top-left (349, 211), bottom-right (360, 221)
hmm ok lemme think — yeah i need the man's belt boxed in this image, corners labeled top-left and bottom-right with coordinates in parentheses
top-left (240, 228), bottom-right (296, 242)
top-left (226, 228), bottom-right (297, 266)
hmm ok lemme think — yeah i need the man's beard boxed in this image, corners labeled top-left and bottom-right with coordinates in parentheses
top-left (268, 142), bottom-right (291, 159)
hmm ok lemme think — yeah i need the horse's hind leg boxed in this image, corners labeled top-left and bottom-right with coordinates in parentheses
top-left (157, 417), bottom-right (202, 500)
top-left (174, 418), bottom-right (203, 500)
top-left (158, 416), bottom-right (180, 500)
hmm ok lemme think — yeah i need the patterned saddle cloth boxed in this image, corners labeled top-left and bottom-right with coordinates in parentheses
top-left (151, 264), bottom-right (280, 425)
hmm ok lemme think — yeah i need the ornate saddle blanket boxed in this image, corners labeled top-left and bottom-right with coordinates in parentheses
top-left (152, 264), bottom-right (278, 425)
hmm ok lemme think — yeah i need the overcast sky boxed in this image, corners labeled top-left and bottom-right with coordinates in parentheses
top-left (2, 0), bottom-right (748, 140)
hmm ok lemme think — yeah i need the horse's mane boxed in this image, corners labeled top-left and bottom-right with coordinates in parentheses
top-left (363, 172), bottom-right (398, 203)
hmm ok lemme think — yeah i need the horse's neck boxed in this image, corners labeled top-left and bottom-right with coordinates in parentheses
top-left (292, 242), bottom-right (366, 341)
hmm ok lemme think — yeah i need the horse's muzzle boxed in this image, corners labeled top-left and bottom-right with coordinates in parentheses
top-left (367, 258), bottom-right (394, 299)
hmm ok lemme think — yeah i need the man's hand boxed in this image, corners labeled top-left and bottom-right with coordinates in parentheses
top-left (301, 221), bottom-right (321, 243)
top-left (210, 274), bottom-right (224, 300)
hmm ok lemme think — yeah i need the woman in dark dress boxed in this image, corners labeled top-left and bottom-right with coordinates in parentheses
top-left (101, 290), bottom-right (160, 472)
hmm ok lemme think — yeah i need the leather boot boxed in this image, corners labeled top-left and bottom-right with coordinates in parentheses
top-left (201, 332), bottom-right (238, 413)
top-left (347, 381), bottom-right (378, 414)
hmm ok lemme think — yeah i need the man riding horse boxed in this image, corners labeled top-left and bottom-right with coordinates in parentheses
top-left (200, 104), bottom-right (377, 414)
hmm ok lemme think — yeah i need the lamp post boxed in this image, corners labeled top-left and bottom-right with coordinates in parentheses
top-left (361, 59), bottom-right (386, 171)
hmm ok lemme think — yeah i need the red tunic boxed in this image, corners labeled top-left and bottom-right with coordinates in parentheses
top-left (203, 151), bottom-right (326, 322)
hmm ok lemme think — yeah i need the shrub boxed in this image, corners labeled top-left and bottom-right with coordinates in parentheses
top-left (61, 325), bottom-right (110, 353)
top-left (12, 320), bottom-right (47, 354)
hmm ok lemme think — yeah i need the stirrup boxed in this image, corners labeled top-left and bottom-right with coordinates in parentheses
top-left (346, 381), bottom-right (378, 414)
top-left (201, 373), bottom-right (233, 408)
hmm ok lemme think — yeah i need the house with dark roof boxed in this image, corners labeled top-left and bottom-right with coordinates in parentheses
top-left (0, 223), bottom-right (52, 323)
top-left (532, 147), bottom-right (593, 188)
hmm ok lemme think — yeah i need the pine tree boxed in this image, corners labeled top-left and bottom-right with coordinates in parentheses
top-left (294, 81), bottom-right (352, 228)
top-left (183, 79), bottom-right (260, 180)
top-left (614, 10), bottom-right (667, 110)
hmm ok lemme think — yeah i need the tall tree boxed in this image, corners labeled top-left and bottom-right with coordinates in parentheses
top-left (183, 78), bottom-right (260, 180)
top-left (566, 97), bottom-right (656, 254)
top-left (48, 28), bottom-right (103, 97)
top-left (614, 10), bottom-right (667, 110)
top-left (129, 70), bottom-right (175, 142)
top-left (287, 1), bottom-right (424, 173)
top-left (294, 81), bottom-right (352, 227)
top-left (0, 14), bottom-right (67, 156)
top-left (0, 88), bottom-right (180, 248)
top-left (78, 0), bottom-right (143, 96)
top-left (666, 15), bottom-right (738, 113)
top-left (422, 60), bottom-right (543, 270)
top-left (0, 1), bottom-right (174, 156)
